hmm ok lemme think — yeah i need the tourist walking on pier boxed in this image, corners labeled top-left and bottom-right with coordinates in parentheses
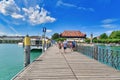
top-left (69, 42), bottom-right (73, 52)
top-left (72, 40), bottom-right (76, 51)
top-left (63, 40), bottom-right (68, 53)
top-left (58, 41), bottom-right (62, 53)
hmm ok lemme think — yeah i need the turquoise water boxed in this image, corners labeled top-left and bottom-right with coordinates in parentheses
top-left (0, 44), bottom-right (42, 80)
top-left (98, 45), bottom-right (120, 51)
top-left (98, 45), bottom-right (120, 70)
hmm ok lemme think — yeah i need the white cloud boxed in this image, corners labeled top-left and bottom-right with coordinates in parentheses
top-left (46, 29), bottom-right (52, 33)
top-left (88, 8), bottom-right (95, 12)
top-left (22, 5), bottom-right (56, 25)
top-left (0, 32), bottom-right (6, 35)
top-left (0, 0), bottom-right (20, 16)
top-left (0, 0), bottom-right (56, 25)
top-left (11, 13), bottom-right (24, 19)
top-left (36, 5), bottom-right (40, 9)
top-left (102, 19), bottom-right (118, 24)
top-left (101, 24), bottom-right (117, 28)
top-left (101, 18), bottom-right (119, 29)
top-left (78, 7), bottom-right (86, 10)
top-left (105, 30), bottom-right (113, 35)
top-left (78, 7), bottom-right (95, 12)
top-left (57, 0), bottom-right (94, 12)
top-left (57, 0), bottom-right (76, 7)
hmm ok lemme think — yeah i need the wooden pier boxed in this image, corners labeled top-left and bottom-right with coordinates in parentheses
top-left (13, 46), bottom-right (120, 80)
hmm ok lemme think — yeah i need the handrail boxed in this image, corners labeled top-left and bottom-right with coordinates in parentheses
top-left (77, 44), bottom-right (120, 70)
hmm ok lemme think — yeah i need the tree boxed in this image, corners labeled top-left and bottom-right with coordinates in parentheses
top-left (56, 38), bottom-right (66, 42)
top-left (85, 38), bottom-right (90, 43)
top-left (99, 33), bottom-right (108, 39)
top-left (109, 31), bottom-right (120, 39)
top-left (52, 33), bottom-right (60, 40)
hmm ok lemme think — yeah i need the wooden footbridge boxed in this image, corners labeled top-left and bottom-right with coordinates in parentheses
top-left (13, 45), bottom-right (120, 80)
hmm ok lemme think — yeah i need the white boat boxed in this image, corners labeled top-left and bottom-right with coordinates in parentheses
top-left (18, 42), bottom-right (23, 46)
top-left (31, 38), bottom-right (43, 50)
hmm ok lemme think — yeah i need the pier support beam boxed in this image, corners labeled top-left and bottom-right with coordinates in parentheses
top-left (24, 35), bottom-right (31, 67)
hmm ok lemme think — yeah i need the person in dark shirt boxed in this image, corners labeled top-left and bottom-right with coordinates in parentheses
top-left (72, 41), bottom-right (76, 51)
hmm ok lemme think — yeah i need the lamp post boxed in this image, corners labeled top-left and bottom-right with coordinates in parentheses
top-left (90, 33), bottom-right (93, 44)
top-left (43, 27), bottom-right (46, 52)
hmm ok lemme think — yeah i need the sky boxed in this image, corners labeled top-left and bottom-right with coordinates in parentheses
top-left (0, 0), bottom-right (120, 38)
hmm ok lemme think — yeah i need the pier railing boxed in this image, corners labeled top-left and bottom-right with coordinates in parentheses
top-left (77, 44), bottom-right (120, 70)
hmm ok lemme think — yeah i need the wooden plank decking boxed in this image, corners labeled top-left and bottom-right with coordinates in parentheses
top-left (13, 46), bottom-right (120, 80)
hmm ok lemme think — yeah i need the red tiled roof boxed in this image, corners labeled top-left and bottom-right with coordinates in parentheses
top-left (61, 31), bottom-right (86, 38)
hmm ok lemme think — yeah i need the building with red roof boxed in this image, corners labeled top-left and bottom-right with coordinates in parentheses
top-left (60, 31), bottom-right (86, 42)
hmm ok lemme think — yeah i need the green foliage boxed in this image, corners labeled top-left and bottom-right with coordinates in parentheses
top-left (52, 33), bottom-right (60, 40)
top-left (109, 31), bottom-right (120, 39)
top-left (85, 38), bottom-right (90, 43)
top-left (99, 33), bottom-right (108, 39)
top-left (93, 39), bottom-right (97, 43)
top-left (93, 39), bottom-right (120, 43)
top-left (51, 33), bottom-right (65, 42)
top-left (55, 38), bottom-right (66, 42)
top-left (94, 30), bottom-right (120, 43)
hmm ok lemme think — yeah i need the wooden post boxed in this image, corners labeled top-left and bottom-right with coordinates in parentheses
top-left (94, 45), bottom-right (98, 60)
top-left (24, 35), bottom-right (31, 67)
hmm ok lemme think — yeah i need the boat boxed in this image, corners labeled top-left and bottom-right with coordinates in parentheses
top-left (18, 42), bottom-right (23, 46)
top-left (30, 38), bottom-right (43, 50)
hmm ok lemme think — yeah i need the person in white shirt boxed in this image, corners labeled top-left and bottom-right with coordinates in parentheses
top-left (63, 40), bottom-right (68, 53)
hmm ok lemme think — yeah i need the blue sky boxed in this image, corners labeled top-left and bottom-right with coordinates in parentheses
top-left (0, 0), bottom-right (120, 38)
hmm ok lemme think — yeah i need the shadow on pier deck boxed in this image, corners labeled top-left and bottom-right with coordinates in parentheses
top-left (13, 45), bottom-right (120, 80)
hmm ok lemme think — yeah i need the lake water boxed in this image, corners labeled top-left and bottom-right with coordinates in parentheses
top-left (0, 44), bottom-right (42, 80)
top-left (98, 45), bottom-right (120, 51)
top-left (98, 45), bottom-right (120, 70)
